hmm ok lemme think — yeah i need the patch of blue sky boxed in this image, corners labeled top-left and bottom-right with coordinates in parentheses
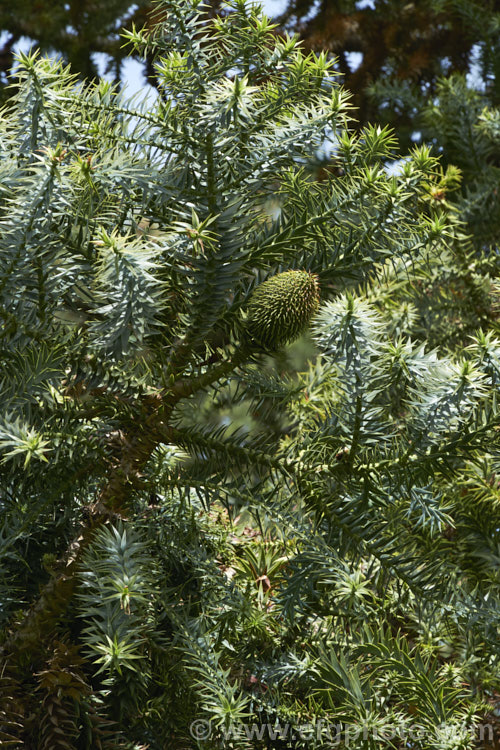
top-left (466, 43), bottom-right (486, 91)
top-left (316, 127), bottom-right (340, 162)
top-left (6, 33), bottom-right (34, 59)
top-left (261, 0), bottom-right (289, 14)
top-left (345, 51), bottom-right (363, 73)
top-left (384, 156), bottom-right (411, 176)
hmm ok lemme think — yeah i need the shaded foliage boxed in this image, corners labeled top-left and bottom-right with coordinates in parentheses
top-left (0, 1), bottom-right (499, 748)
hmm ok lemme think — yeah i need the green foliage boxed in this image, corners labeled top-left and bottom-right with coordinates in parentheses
top-left (0, 1), bottom-right (499, 748)
top-left (277, 0), bottom-right (500, 150)
top-left (421, 74), bottom-right (500, 250)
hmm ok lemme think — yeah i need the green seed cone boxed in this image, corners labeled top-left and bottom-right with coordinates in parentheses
top-left (245, 270), bottom-right (320, 351)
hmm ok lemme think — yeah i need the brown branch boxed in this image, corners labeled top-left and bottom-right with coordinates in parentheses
top-left (1, 344), bottom-right (251, 667)
top-left (165, 345), bottom-right (249, 400)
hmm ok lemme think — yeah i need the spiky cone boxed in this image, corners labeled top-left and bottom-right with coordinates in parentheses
top-left (245, 270), bottom-right (320, 351)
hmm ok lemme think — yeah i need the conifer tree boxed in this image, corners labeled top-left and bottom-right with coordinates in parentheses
top-left (0, 1), bottom-right (499, 748)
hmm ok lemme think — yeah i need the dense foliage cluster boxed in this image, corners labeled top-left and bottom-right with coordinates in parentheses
top-left (0, 1), bottom-right (500, 748)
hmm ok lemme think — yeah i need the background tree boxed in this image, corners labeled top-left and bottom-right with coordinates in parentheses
top-left (0, 0), bottom-right (150, 100)
top-left (1, 0), bottom-right (500, 748)
top-left (3, 0), bottom-right (500, 143)
top-left (277, 0), bottom-right (500, 143)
